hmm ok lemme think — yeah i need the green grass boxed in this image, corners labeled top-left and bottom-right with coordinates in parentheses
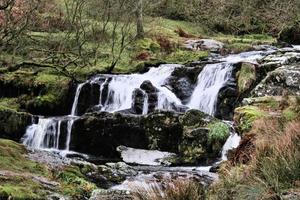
top-left (0, 139), bottom-right (98, 199)
top-left (0, 98), bottom-right (20, 111)
top-left (0, 139), bottom-right (49, 176)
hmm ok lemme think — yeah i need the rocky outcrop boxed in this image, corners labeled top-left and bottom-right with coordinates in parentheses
top-left (0, 107), bottom-right (32, 141)
top-left (139, 80), bottom-right (158, 113)
top-left (252, 65), bottom-right (300, 97)
top-left (70, 110), bottom-right (228, 165)
top-left (70, 112), bottom-right (147, 158)
top-left (76, 82), bottom-right (101, 115)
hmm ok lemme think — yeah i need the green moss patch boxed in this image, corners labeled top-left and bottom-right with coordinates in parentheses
top-left (237, 63), bottom-right (256, 93)
top-left (0, 140), bottom-right (48, 175)
top-left (234, 106), bottom-right (266, 134)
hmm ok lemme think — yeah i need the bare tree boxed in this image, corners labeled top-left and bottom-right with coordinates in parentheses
top-left (136, 0), bottom-right (144, 39)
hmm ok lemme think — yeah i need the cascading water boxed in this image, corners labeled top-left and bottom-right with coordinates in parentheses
top-left (188, 63), bottom-right (233, 115)
top-left (22, 50), bottom-right (275, 155)
top-left (22, 83), bottom-right (85, 152)
top-left (98, 64), bottom-right (182, 112)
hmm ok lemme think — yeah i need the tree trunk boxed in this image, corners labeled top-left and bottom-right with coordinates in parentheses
top-left (136, 0), bottom-right (144, 39)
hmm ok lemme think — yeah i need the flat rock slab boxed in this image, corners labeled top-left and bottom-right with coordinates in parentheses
top-left (117, 146), bottom-right (176, 166)
top-left (184, 39), bottom-right (224, 52)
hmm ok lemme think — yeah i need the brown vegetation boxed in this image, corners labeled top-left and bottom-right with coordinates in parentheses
top-left (133, 180), bottom-right (205, 200)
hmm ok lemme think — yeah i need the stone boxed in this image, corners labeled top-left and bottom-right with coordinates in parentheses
top-left (70, 110), bottom-right (226, 165)
top-left (131, 88), bottom-right (145, 114)
top-left (184, 39), bottom-right (224, 52)
top-left (0, 107), bottom-right (32, 141)
top-left (252, 65), bottom-right (300, 97)
top-left (117, 146), bottom-right (176, 166)
top-left (76, 82), bottom-right (101, 116)
top-left (165, 67), bottom-right (202, 104)
top-left (89, 189), bottom-right (133, 200)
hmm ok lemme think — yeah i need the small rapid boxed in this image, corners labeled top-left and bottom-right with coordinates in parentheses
top-left (22, 50), bottom-right (274, 155)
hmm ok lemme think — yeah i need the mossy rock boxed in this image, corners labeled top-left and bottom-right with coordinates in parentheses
top-left (236, 63), bottom-right (257, 93)
top-left (142, 110), bottom-right (183, 152)
top-left (0, 106), bottom-right (32, 141)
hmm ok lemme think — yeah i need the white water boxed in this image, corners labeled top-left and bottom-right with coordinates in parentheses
top-left (98, 64), bottom-right (182, 112)
top-left (22, 50), bottom-right (274, 156)
top-left (188, 63), bottom-right (233, 115)
top-left (22, 118), bottom-right (58, 149)
top-left (22, 83), bottom-right (85, 152)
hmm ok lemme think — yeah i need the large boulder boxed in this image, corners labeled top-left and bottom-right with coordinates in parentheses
top-left (165, 67), bottom-right (202, 103)
top-left (184, 39), bottom-right (224, 52)
top-left (140, 80), bottom-right (158, 113)
top-left (142, 110), bottom-right (183, 153)
top-left (76, 82), bottom-right (101, 115)
top-left (252, 65), bottom-right (300, 97)
top-left (70, 112), bottom-right (147, 158)
top-left (70, 110), bottom-right (229, 165)
top-left (0, 107), bottom-right (32, 141)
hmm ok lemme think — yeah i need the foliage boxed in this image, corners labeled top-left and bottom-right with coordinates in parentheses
top-left (208, 122), bottom-right (230, 144)
top-left (234, 106), bottom-right (265, 134)
top-left (55, 166), bottom-right (96, 199)
top-left (209, 118), bottom-right (300, 199)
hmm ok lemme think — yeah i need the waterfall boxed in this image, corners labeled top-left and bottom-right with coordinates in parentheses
top-left (99, 64), bottom-right (182, 112)
top-left (22, 50), bottom-right (275, 155)
top-left (142, 91), bottom-right (149, 115)
top-left (188, 63), bottom-right (233, 115)
top-left (71, 83), bottom-right (85, 116)
top-left (22, 118), bottom-right (59, 149)
top-left (22, 82), bottom-right (85, 152)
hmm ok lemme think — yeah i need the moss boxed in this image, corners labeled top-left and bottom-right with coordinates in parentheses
top-left (234, 106), bottom-right (266, 134)
top-left (165, 50), bottom-right (209, 63)
top-left (226, 43), bottom-right (254, 53)
top-left (208, 122), bottom-right (230, 144)
top-left (0, 177), bottom-right (48, 199)
top-left (0, 98), bottom-right (20, 111)
top-left (55, 166), bottom-right (96, 199)
top-left (0, 140), bottom-right (49, 176)
top-left (237, 63), bottom-right (256, 93)
top-left (136, 38), bottom-right (161, 53)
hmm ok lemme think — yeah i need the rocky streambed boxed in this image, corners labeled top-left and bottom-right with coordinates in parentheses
top-left (1, 42), bottom-right (300, 199)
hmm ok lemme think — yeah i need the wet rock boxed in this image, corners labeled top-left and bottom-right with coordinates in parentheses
top-left (131, 88), bottom-right (146, 114)
top-left (0, 108), bottom-right (32, 141)
top-left (142, 110), bottom-right (183, 153)
top-left (70, 110), bottom-right (226, 165)
top-left (76, 82), bottom-right (101, 116)
top-left (165, 67), bottom-right (202, 103)
top-left (117, 146), bottom-right (177, 166)
top-left (140, 80), bottom-right (158, 113)
top-left (71, 112), bottom-right (147, 158)
top-left (252, 65), bottom-right (300, 97)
